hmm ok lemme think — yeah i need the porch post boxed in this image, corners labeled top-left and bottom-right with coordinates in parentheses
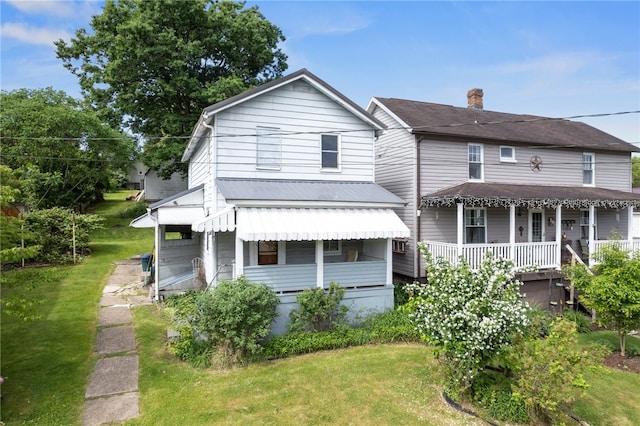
top-left (386, 238), bottom-right (393, 285)
top-left (509, 204), bottom-right (516, 262)
top-left (457, 202), bottom-right (464, 257)
top-left (154, 222), bottom-right (160, 302)
top-left (316, 240), bottom-right (324, 289)
top-left (555, 205), bottom-right (562, 269)
top-left (235, 235), bottom-right (244, 278)
top-left (588, 205), bottom-right (595, 267)
top-left (628, 206), bottom-right (634, 243)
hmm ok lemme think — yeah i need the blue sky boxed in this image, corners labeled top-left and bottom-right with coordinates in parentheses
top-left (1, 1), bottom-right (638, 144)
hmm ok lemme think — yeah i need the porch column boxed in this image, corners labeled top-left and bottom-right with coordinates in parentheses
top-left (316, 240), bottom-right (324, 289)
top-left (628, 206), bottom-right (634, 243)
top-left (509, 204), bottom-right (516, 262)
top-left (555, 205), bottom-right (562, 269)
top-left (386, 238), bottom-right (393, 285)
top-left (235, 235), bottom-right (244, 278)
top-left (588, 205), bottom-right (595, 267)
top-left (154, 222), bottom-right (160, 302)
top-left (457, 202), bottom-right (464, 257)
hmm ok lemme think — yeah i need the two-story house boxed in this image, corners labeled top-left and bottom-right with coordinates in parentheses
top-left (368, 90), bottom-right (640, 297)
top-left (132, 69), bottom-right (410, 334)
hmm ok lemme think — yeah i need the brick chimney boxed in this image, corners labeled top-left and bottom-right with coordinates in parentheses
top-left (467, 88), bottom-right (484, 110)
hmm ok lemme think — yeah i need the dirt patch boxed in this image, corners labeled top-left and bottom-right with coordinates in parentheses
top-left (603, 352), bottom-right (640, 374)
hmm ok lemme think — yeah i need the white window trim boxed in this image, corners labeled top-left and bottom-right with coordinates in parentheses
top-left (256, 126), bottom-right (282, 170)
top-left (464, 207), bottom-right (487, 244)
top-left (468, 143), bottom-right (484, 182)
top-left (582, 152), bottom-right (595, 187)
top-left (499, 146), bottom-right (516, 163)
top-left (580, 209), bottom-right (597, 240)
top-left (323, 240), bottom-right (342, 255)
top-left (320, 133), bottom-right (341, 172)
top-left (528, 209), bottom-right (545, 242)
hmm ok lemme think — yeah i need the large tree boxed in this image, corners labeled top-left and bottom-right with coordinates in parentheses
top-left (633, 156), bottom-right (640, 188)
top-left (55, 0), bottom-right (287, 178)
top-left (0, 88), bottom-right (136, 210)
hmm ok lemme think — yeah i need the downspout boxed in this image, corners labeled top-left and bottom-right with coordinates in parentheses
top-left (416, 136), bottom-right (423, 280)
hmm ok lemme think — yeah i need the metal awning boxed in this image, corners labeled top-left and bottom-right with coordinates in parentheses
top-left (130, 212), bottom-right (154, 228)
top-left (192, 207), bottom-right (236, 232)
top-left (236, 207), bottom-right (410, 241)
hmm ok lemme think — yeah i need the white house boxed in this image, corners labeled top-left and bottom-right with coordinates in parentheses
top-left (132, 69), bottom-right (409, 334)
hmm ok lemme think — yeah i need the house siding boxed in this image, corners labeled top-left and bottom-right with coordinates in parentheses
top-left (215, 231), bottom-right (235, 282)
top-left (370, 105), bottom-right (418, 278)
top-left (214, 81), bottom-right (375, 182)
top-left (144, 170), bottom-right (187, 201)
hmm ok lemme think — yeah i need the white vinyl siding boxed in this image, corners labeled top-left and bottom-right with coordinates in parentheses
top-left (214, 81), bottom-right (374, 181)
top-left (256, 126), bottom-right (281, 170)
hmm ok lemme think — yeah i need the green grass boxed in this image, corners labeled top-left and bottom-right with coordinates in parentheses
top-left (0, 191), bottom-right (153, 425)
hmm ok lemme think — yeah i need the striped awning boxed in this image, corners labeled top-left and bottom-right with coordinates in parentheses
top-left (236, 207), bottom-right (410, 241)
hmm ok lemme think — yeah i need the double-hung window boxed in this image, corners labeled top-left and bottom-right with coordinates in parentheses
top-left (583, 152), bottom-right (594, 185)
top-left (256, 126), bottom-right (281, 169)
top-left (465, 208), bottom-right (486, 243)
top-left (321, 134), bottom-right (339, 170)
top-left (468, 143), bottom-right (484, 181)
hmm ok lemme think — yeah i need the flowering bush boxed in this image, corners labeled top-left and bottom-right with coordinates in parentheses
top-left (405, 244), bottom-right (530, 395)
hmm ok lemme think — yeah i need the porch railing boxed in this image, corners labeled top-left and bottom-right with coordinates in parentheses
top-left (425, 239), bottom-right (640, 270)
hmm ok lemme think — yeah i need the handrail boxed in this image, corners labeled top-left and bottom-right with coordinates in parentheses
top-left (564, 244), bottom-right (593, 275)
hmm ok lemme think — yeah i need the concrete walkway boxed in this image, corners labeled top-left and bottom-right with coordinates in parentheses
top-left (82, 258), bottom-right (152, 426)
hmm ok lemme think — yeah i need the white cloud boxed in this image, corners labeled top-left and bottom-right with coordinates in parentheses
top-left (1, 22), bottom-right (70, 45)
top-left (493, 52), bottom-right (600, 77)
top-left (5, 0), bottom-right (76, 18)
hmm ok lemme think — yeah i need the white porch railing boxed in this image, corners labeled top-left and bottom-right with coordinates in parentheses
top-left (424, 241), bottom-right (559, 270)
top-left (425, 240), bottom-right (640, 270)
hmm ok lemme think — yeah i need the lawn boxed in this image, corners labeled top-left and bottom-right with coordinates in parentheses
top-left (1, 192), bottom-right (639, 425)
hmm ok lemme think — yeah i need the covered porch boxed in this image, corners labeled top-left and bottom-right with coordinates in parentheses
top-left (421, 182), bottom-right (640, 269)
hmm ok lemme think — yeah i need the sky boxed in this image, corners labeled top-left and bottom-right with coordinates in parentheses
top-left (1, 0), bottom-right (639, 145)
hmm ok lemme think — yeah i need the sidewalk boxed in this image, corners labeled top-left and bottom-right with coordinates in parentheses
top-left (82, 258), bottom-right (152, 426)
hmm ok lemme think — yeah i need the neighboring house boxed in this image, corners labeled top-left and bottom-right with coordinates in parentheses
top-left (368, 89), bottom-right (640, 292)
top-left (132, 69), bottom-right (409, 334)
top-left (126, 160), bottom-right (188, 201)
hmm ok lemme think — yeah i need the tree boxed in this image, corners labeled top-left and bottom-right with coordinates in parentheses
top-left (55, 0), bottom-right (287, 178)
top-left (565, 244), bottom-right (640, 356)
top-left (633, 156), bottom-right (640, 188)
top-left (405, 245), bottom-right (530, 396)
top-left (0, 88), bottom-right (136, 210)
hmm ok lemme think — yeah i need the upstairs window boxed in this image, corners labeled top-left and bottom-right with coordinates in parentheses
top-left (583, 152), bottom-right (594, 186)
top-left (499, 146), bottom-right (516, 162)
top-left (256, 126), bottom-right (281, 170)
top-left (321, 134), bottom-right (339, 170)
top-left (468, 143), bottom-right (484, 181)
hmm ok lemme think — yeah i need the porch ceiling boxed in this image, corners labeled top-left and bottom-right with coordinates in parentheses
top-left (236, 207), bottom-right (410, 241)
top-left (422, 182), bottom-right (640, 209)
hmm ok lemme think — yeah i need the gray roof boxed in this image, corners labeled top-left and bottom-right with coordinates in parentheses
top-left (217, 178), bottom-right (405, 206)
top-left (374, 97), bottom-right (637, 152)
top-left (422, 182), bottom-right (640, 209)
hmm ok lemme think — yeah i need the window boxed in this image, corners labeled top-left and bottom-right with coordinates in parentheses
top-left (323, 240), bottom-right (342, 255)
top-left (468, 143), bottom-right (483, 181)
top-left (583, 152), bottom-right (594, 185)
top-left (321, 134), bottom-right (339, 169)
top-left (465, 208), bottom-right (486, 243)
top-left (499, 146), bottom-right (516, 162)
top-left (256, 126), bottom-right (281, 169)
top-left (258, 241), bottom-right (278, 265)
top-left (392, 239), bottom-right (407, 254)
top-left (580, 210), bottom-right (596, 240)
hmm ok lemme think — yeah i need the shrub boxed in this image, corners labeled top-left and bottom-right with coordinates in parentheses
top-left (393, 280), bottom-right (410, 307)
top-left (192, 277), bottom-right (279, 368)
top-left (289, 281), bottom-right (347, 332)
top-left (164, 291), bottom-right (211, 366)
top-left (562, 310), bottom-right (592, 333)
top-left (363, 308), bottom-right (420, 342)
top-left (117, 202), bottom-right (148, 219)
top-left (508, 318), bottom-right (609, 422)
top-left (472, 372), bottom-right (529, 423)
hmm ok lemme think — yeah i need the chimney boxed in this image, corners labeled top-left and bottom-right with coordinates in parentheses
top-left (467, 88), bottom-right (484, 110)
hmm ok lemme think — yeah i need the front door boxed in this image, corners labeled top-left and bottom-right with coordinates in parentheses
top-left (529, 210), bottom-right (544, 242)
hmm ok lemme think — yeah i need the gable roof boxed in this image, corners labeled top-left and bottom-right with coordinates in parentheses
top-left (183, 69), bottom-right (386, 161)
top-left (216, 178), bottom-right (405, 207)
top-left (370, 97), bottom-right (637, 152)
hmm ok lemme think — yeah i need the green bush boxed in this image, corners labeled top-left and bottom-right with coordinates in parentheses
top-left (362, 308), bottom-right (420, 342)
top-left (393, 280), bottom-right (410, 307)
top-left (563, 310), bottom-right (592, 333)
top-left (472, 372), bottom-right (529, 423)
top-left (289, 281), bottom-right (347, 332)
top-left (23, 207), bottom-right (104, 264)
top-left (192, 277), bottom-right (279, 368)
top-left (164, 291), bottom-right (211, 366)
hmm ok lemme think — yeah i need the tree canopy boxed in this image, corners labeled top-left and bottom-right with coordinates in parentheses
top-left (632, 156), bottom-right (640, 188)
top-left (55, 0), bottom-right (288, 178)
top-left (0, 88), bottom-right (136, 210)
